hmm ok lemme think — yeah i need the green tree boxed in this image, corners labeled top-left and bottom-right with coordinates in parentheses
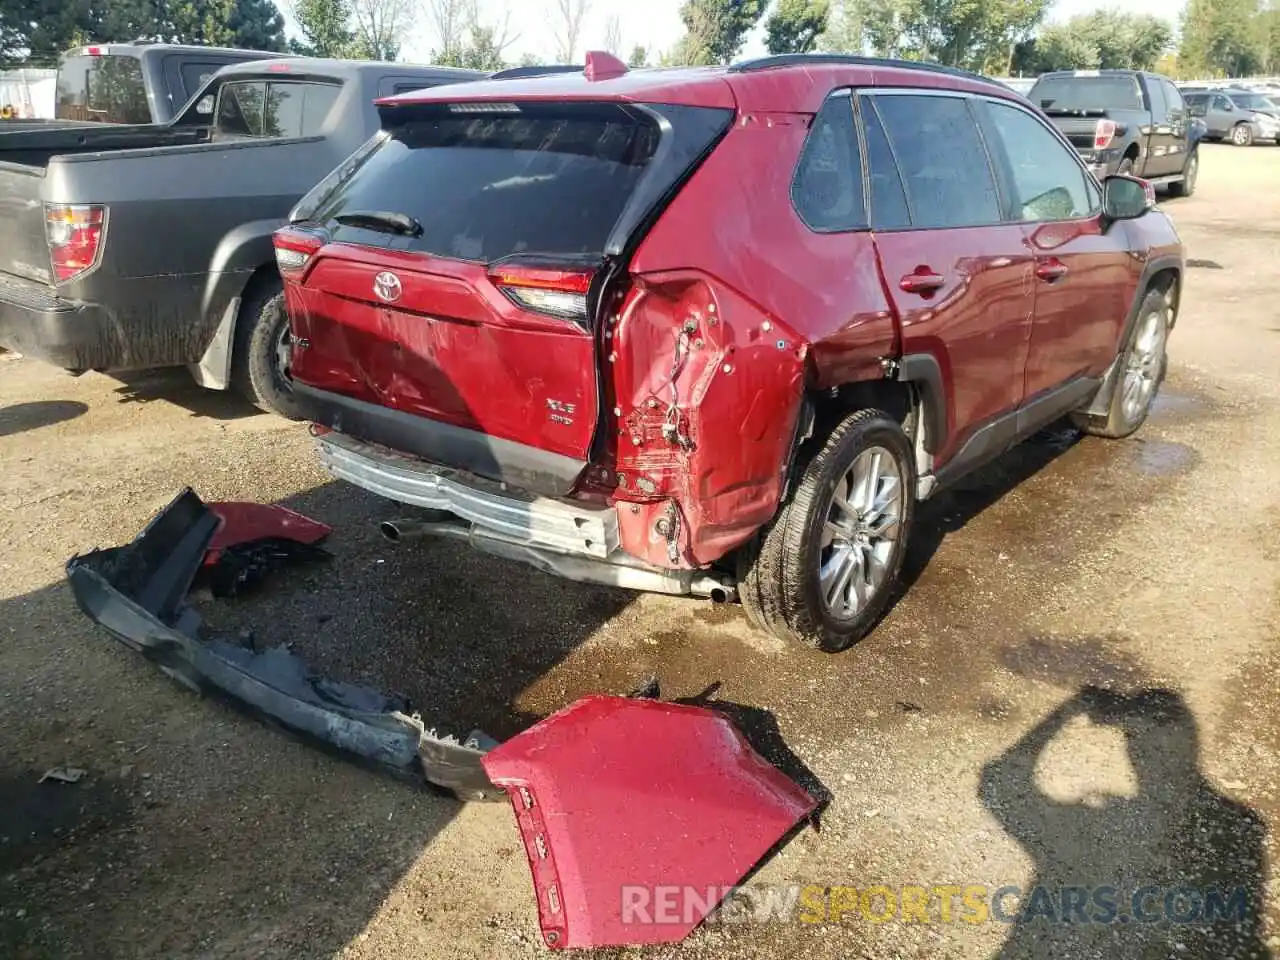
top-left (850, 0), bottom-right (924, 58)
top-left (457, 23), bottom-right (506, 69)
top-left (675, 0), bottom-right (768, 65)
top-left (627, 43), bottom-right (649, 66)
top-left (1180, 0), bottom-right (1265, 76)
top-left (224, 0), bottom-right (286, 49)
top-left (904, 0), bottom-right (1049, 71)
top-left (1082, 10), bottom-right (1171, 69)
top-left (1263, 5), bottom-right (1280, 70)
top-left (816, 0), bottom-right (862, 52)
top-left (1021, 20), bottom-right (1100, 71)
top-left (765, 0), bottom-right (830, 53)
top-left (292, 0), bottom-right (354, 56)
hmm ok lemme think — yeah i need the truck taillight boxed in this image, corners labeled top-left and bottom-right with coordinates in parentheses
top-left (490, 266), bottom-right (593, 324)
top-left (273, 227), bottom-right (325, 279)
top-left (1094, 119), bottom-right (1117, 149)
top-left (45, 204), bottom-right (106, 284)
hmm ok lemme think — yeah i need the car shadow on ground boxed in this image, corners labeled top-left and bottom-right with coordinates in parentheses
top-left (106, 368), bottom-right (264, 421)
top-left (0, 400), bottom-right (88, 438)
top-left (979, 680), bottom-right (1270, 959)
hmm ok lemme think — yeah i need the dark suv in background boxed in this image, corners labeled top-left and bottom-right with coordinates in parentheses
top-left (276, 53), bottom-right (1183, 652)
top-left (1029, 69), bottom-right (1200, 196)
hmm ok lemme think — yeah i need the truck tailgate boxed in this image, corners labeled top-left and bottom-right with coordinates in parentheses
top-left (0, 162), bottom-right (52, 285)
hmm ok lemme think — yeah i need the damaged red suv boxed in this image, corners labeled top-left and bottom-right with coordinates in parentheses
top-left (274, 52), bottom-right (1183, 652)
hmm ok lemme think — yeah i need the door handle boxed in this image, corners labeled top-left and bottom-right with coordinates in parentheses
top-left (1036, 260), bottom-right (1069, 282)
top-left (899, 268), bottom-right (946, 295)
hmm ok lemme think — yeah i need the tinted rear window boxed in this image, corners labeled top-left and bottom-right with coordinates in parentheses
top-left (1030, 76), bottom-right (1144, 112)
top-left (313, 104), bottom-right (662, 264)
top-left (56, 55), bottom-right (150, 124)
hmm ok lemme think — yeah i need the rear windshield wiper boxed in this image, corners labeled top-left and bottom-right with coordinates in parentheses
top-left (334, 210), bottom-right (423, 237)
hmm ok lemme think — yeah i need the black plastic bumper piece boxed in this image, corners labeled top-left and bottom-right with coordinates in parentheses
top-left (66, 488), bottom-right (499, 801)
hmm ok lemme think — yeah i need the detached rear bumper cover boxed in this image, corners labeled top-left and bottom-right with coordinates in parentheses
top-left (482, 695), bottom-right (818, 949)
top-left (66, 488), bottom-right (498, 801)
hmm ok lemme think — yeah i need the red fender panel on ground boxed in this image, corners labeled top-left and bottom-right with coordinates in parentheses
top-left (481, 694), bottom-right (817, 949)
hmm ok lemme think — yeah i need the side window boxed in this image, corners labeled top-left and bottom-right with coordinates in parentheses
top-left (261, 82), bottom-right (341, 137)
top-left (1162, 80), bottom-right (1183, 115)
top-left (215, 80), bottom-right (265, 137)
top-left (872, 94), bottom-right (1002, 229)
top-left (1185, 94), bottom-right (1208, 117)
top-left (299, 83), bottom-right (341, 135)
top-left (985, 101), bottom-right (1094, 222)
top-left (1147, 78), bottom-right (1167, 119)
top-left (394, 82), bottom-right (433, 96)
top-left (858, 96), bottom-right (911, 230)
top-left (792, 92), bottom-right (865, 232)
top-left (1213, 95), bottom-right (1232, 112)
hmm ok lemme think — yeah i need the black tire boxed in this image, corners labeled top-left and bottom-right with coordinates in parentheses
top-left (1231, 123), bottom-right (1254, 147)
top-left (1167, 148), bottom-right (1198, 197)
top-left (231, 281), bottom-right (305, 419)
top-left (1071, 288), bottom-right (1170, 440)
top-left (737, 409), bottom-right (916, 653)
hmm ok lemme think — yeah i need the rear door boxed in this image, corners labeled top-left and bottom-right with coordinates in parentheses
top-left (861, 91), bottom-right (1034, 465)
top-left (287, 101), bottom-right (728, 470)
top-left (1160, 78), bottom-right (1189, 171)
top-left (977, 97), bottom-right (1132, 399)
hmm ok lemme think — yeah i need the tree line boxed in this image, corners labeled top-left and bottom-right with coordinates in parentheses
top-left (3, 0), bottom-right (1278, 79)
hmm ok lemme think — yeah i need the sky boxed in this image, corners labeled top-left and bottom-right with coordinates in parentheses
top-left (364, 0), bottom-right (1181, 66)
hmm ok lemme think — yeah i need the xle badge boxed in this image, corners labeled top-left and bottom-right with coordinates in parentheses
top-left (547, 399), bottom-right (576, 426)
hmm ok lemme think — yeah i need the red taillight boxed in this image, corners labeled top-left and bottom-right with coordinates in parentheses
top-left (1094, 119), bottom-right (1117, 149)
top-left (84, 46), bottom-right (104, 56)
top-left (273, 227), bottom-right (324, 279)
top-left (45, 204), bottom-right (106, 284)
top-left (490, 266), bottom-right (593, 324)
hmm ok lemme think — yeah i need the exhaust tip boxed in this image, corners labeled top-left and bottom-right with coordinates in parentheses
top-left (379, 520), bottom-right (403, 543)
top-left (709, 587), bottom-right (730, 604)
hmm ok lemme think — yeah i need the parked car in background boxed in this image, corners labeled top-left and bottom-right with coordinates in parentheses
top-left (276, 52), bottom-right (1184, 652)
top-left (1183, 88), bottom-right (1280, 145)
top-left (1, 42), bottom-right (280, 130)
top-left (0, 58), bottom-right (484, 415)
top-left (1028, 69), bottom-right (1200, 195)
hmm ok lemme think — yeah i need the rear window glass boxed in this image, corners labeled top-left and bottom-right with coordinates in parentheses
top-left (56, 55), bottom-right (150, 124)
top-left (313, 105), bottom-right (662, 264)
top-left (1030, 76), bottom-right (1144, 112)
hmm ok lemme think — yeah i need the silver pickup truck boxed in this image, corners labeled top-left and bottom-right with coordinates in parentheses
top-left (0, 57), bottom-right (482, 415)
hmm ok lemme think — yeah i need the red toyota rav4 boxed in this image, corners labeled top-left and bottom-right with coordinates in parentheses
top-left (274, 53), bottom-right (1183, 652)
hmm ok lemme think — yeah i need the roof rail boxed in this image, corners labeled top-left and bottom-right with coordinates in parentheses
top-left (728, 53), bottom-right (1006, 90)
top-left (489, 64), bottom-right (582, 80)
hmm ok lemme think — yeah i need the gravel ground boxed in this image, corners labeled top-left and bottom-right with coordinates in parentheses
top-left (2, 145), bottom-right (1279, 960)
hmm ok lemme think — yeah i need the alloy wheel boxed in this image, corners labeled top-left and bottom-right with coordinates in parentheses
top-left (819, 446), bottom-right (904, 620)
top-left (1121, 308), bottom-right (1166, 424)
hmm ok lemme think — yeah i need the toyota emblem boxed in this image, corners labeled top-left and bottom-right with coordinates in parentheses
top-left (373, 271), bottom-right (402, 303)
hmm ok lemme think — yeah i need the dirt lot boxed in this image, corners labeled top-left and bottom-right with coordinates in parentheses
top-left (2, 144), bottom-right (1279, 960)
